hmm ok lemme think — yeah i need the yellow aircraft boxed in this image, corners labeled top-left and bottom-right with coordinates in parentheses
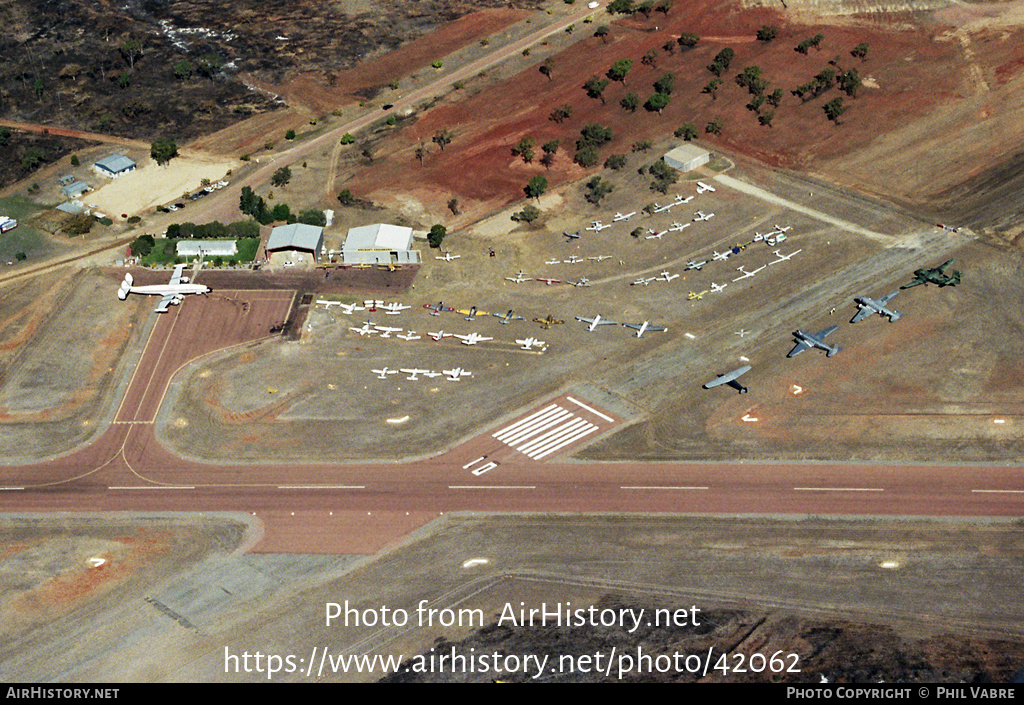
top-left (687, 290), bottom-right (709, 301)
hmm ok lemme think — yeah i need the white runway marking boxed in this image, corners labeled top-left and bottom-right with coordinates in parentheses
top-left (793, 487), bottom-right (884, 492)
top-left (492, 400), bottom-right (614, 460)
top-left (621, 486), bottom-right (709, 491)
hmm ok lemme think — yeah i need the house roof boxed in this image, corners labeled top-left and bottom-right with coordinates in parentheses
top-left (663, 144), bottom-right (709, 164)
top-left (95, 154), bottom-right (136, 173)
top-left (344, 223), bottom-right (414, 251)
top-left (267, 223), bottom-right (324, 252)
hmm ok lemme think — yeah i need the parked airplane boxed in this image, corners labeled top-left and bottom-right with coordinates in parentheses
top-left (374, 325), bottom-right (402, 338)
top-left (668, 222), bottom-right (690, 232)
top-left (586, 221), bottom-right (612, 232)
top-left (687, 290), bottom-right (709, 300)
top-left (675, 194), bottom-right (694, 204)
top-left (316, 299), bottom-right (341, 308)
top-left (371, 367), bottom-right (399, 379)
top-left (645, 230), bottom-right (665, 240)
top-left (536, 277), bottom-right (563, 285)
top-left (516, 337), bottom-right (546, 350)
top-left (733, 264), bottom-right (766, 282)
top-left (712, 250), bottom-right (731, 261)
top-left (685, 260), bottom-right (708, 271)
top-left (623, 321), bottom-right (667, 338)
top-left (505, 271), bottom-right (533, 284)
top-left (427, 330), bottom-right (454, 341)
top-left (493, 310), bottom-right (525, 324)
top-left (422, 370), bottom-right (444, 378)
top-left (703, 365), bottom-right (751, 393)
top-left (693, 211), bottom-right (715, 222)
top-left (772, 224), bottom-right (792, 233)
top-left (613, 211), bottom-right (636, 222)
top-left (570, 277), bottom-right (591, 287)
top-left (653, 202), bottom-right (675, 213)
top-left (349, 322), bottom-right (377, 336)
top-left (397, 331), bottom-right (422, 341)
top-left (424, 302), bottom-right (454, 316)
top-left (457, 306), bottom-right (489, 321)
top-left (534, 315), bottom-right (564, 329)
top-left (545, 258), bottom-right (562, 265)
top-left (587, 255), bottom-right (612, 262)
top-left (901, 259), bottom-right (961, 289)
top-left (788, 325), bottom-right (841, 357)
top-left (710, 282), bottom-right (728, 293)
top-left (435, 251), bottom-right (461, 261)
top-left (454, 332), bottom-right (493, 345)
top-left (631, 277), bottom-right (656, 286)
top-left (363, 299), bottom-right (384, 311)
top-left (564, 255), bottom-right (583, 264)
top-left (443, 367), bottom-right (472, 381)
top-left (381, 302), bottom-right (410, 314)
top-left (117, 264), bottom-right (210, 312)
top-left (400, 368), bottom-right (431, 380)
top-left (851, 292), bottom-right (902, 323)
top-left (658, 271), bottom-right (679, 282)
top-left (769, 249), bottom-right (802, 265)
top-left (563, 230), bottom-right (581, 241)
top-left (336, 302), bottom-right (365, 315)
top-left (696, 181), bottom-right (716, 194)
top-left (576, 314), bottom-right (619, 331)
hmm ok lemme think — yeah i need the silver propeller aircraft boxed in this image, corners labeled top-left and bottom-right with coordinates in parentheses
top-left (788, 325), bottom-right (841, 357)
top-left (851, 292), bottom-right (902, 323)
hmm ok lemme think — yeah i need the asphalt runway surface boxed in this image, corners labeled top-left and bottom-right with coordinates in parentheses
top-left (0, 290), bottom-right (1021, 554)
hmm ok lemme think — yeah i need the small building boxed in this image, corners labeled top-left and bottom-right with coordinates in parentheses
top-left (61, 180), bottom-right (90, 198)
top-left (266, 223), bottom-right (324, 266)
top-left (663, 144), bottom-right (710, 172)
top-left (55, 202), bottom-right (84, 215)
top-left (341, 223), bottom-right (421, 265)
top-left (176, 239), bottom-right (238, 258)
top-left (94, 154), bottom-right (137, 178)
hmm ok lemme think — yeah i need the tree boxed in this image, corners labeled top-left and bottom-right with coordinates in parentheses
top-left (604, 154), bottom-right (627, 170)
top-left (271, 203), bottom-right (292, 223)
top-left (512, 136), bottom-right (535, 163)
top-left (511, 204), bottom-right (541, 223)
top-left (415, 143), bottom-right (427, 165)
top-left (70, 155), bottom-right (80, 167)
top-left (607, 59), bottom-right (633, 84)
top-left (539, 58), bottom-right (554, 80)
top-left (120, 37), bottom-right (143, 70)
top-left (607, 0), bottom-right (635, 13)
top-left (823, 97), bottom-right (846, 122)
top-left (707, 48), bottom-right (734, 76)
top-left (540, 140), bottom-right (560, 168)
top-left (432, 128), bottom-right (454, 151)
top-left (196, 53), bottom-right (223, 78)
top-left (644, 92), bottom-right (670, 114)
top-left (838, 68), bottom-right (861, 97)
top-left (756, 25), bottom-right (778, 42)
top-left (641, 49), bottom-right (659, 68)
top-left (796, 34), bottom-right (824, 54)
top-left (130, 234), bottom-right (155, 257)
top-left (525, 175), bottom-right (548, 200)
top-left (549, 104), bottom-right (573, 123)
top-left (767, 88), bottom-right (784, 108)
top-left (340, 133), bottom-right (355, 144)
top-left (656, 0), bottom-right (673, 14)
top-left (631, 140), bottom-right (652, 153)
top-left (173, 59), bottom-right (193, 80)
top-left (285, 129), bottom-right (296, 140)
top-left (648, 160), bottom-right (679, 193)
top-left (758, 111), bottom-right (775, 127)
top-left (428, 224), bottom-right (447, 248)
top-left (677, 33), bottom-right (699, 49)
top-left (674, 124), bottom-right (698, 141)
top-left (337, 189), bottom-right (355, 206)
top-left (851, 42), bottom-right (870, 61)
top-left (653, 72), bottom-right (675, 95)
top-left (447, 197), bottom-right (460, 215)
top-left (298, 209), bottom-right (327, 226)
top-left (702, 77), bottom-right (722, 99)
top-left (584, 75), bottom-right (610, 103)
top-left (594, 25), bottom-right (610, 43)
top-left (271, 166), bottom-right (292, 187)
top-left (636, 0), bottom-right (655, 18)
top-left (706, 117), bottom-right (723, 135)
top-left (620, 92), bottom-right (639, 112)
top-left (63, 212), bottom-right (94, 236)
top-left (150, 139), bottom-right (178, 166)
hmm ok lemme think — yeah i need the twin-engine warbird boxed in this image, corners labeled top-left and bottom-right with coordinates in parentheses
top-left (424, 302), bottom-right (454, 316)
top-left (534, 315), bottom-right (564, 329)
top-left (901, 259), bottom-right (961, 289)
top-left (381, 302), bottom-right (410, 314)
top-left (788, 326), bottom-right (841, 357)
top-left (851, 292), bottom-right (902, 323)
top-left (563, 230), bottom-right (581, 241)
top-left (117, 264), bottom-right (210, 313)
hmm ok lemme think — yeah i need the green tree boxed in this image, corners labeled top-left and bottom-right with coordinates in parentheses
top-left (511, 204), bottom-right (541, 223)
top-left (838, 68), bottom-right (861, 97)
top-left (641, 48), bottom-right (659, 68)
top-left (677, 33), bottom-right (699, 49)
top-left (702, 77), bottom-right (722, 99)
top-left (271, 203), bottom-right (292, 222)
top-left (196, 53), bottom-right (223, 78)
top-left (525, 175), bottom-right (548, 199)
top-left (340, 133), bottom-right (355, 144)
top-left (706, 117), bottom-right (723, 135)
top-left (285, 129), bottom-right (296, 140)
top-left (337, 189), bottom-right (355, 206)
top-left (150, 139), bottom-right (179, 166)
top-left (271, 166), bottom-right (292, 187)
top-left (120, 37), bottom-right (143, 70)
top-left (33, 78), bottom-right (44, 99)
top-left (851, 42), bottom-right (870, 60)
top-left (130, 234), bottom-right (155, 257)
top-left (63, 212), bottom-right (94, 236)
top-left (428, 224), bottom-right (447, 248)
top-left (767, 88), bottom-right (784, 107)
top-left (594, 25), bottom-right (610, 43)
top-left (584, 75), bottom-right (610, 103)
top-left (539, 58), bottom-right (554, 80)
top-left (607, 59), bottom-right (633, 84)
top-left (604, 154), bottom-right (627, 170)
top-left (173, 59), bottom-right (193, 80)
top-left (823, 97), bottom-right (846, 122)
top-left (758, 111), bottom-right (775, 127)
top-left (607, 0), bottom-right (635, 13)
top-left (585, 176), bottom-right (613, 204)
top-left (756, 26), bottom-right (778, 42)
top-left (653, 72), bottom-right (675, 95)
top-left (432, 128), bottom-right (454, 151)
top-left (644, 92), bottom-right (670, 113)
top-left (620, 92), bottom-right (639, 112)
top-left (70, 154), bottom-right (80, 167)
top-left (549, 104), bottom-right (573, 123)
top-left (674, 124), bottom-right (698, 141)
top-left (648, 160), bottom-right (679, 193)
top-left (298, 209), bottom-right (327, 226)
top-left (707, 48), bottom-right (734, 76)
top-left (512, 136), bottom-right (535, 163)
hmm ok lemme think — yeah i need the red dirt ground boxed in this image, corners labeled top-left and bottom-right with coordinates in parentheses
top-left (335, 0), bottom-right (1016, 222)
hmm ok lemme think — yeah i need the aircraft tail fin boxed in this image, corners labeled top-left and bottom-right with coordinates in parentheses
top-left (827, 346), bottom-right (842, 357)
top-left (889, 310), bottom-right (903, 322)
top-left (118, 279), bottom-right (131, 300)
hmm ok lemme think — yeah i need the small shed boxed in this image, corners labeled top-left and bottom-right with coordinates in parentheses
top-left (663, 144), bottom-right (710, 172)
top-left (176, 239), bottom-right (238, 258)
top-left (94, 154), bottom-right (137, 178)
top-left (61, 180), bottom-right (90, 198)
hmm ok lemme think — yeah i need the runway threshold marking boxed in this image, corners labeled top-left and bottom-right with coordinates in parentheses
top-left (490, 398), bottom-right (616, 461)
top-left (566, 396), bottom-right (615, 423)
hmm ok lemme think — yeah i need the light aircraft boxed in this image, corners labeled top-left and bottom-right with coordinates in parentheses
top-left (349, 322), bottom-right (377, 336)
top-left (586, 221), bottom-right (612, 232)
top-left (381, 302), bottom-right (410, 314)
top-left (505, 271), bottom-right (533, 284)
top-left (712, 250), bottom-right (731, 261)
top-left (563, 230), bottom-right (581, 241)
top-left (371, 367), bottom-right (399, 379)
top-left (710, 282), bottom-right (728, 293)
top-left (733, 264), bottom-right (766, 282)
top-left (443, 367), bottom-right (472, 381)
top-left (588, 255), bottom-right (612, 262)
top-left (493, 310), bottom-right (525, 324)
top-left (373, 325), bottom-right (402, 338)
top-left (613, 211), bottom-right (636, 222)
top-left (337, 302), bottom-right (366, 315)
top-left (772, 225), bottom-right (792, 233)
top-left (693, 211), bottom-right (715, 222)
top-left (685, 260), bottom-right (708, 271)
top-left (658, 271), bottom-right (679, 282)
top-left (653, 202), bottom-right (675, 213)
top-left (696, 181), bottom-right (716, 194)
top-left (422, 370), bottom-right (443, 378)
top-left (316, 299), bottom-right (340, 308)
top-left (851, 292), bottom-right (902, 323)
top-left (668, 222), bottom-right (690, 232)
top-left (397, 331), bottom-right (422, 341)
top-left (752, 232), bottom-right (765, 242)
top-left (631, 277), bottom-right (656, 286)
top-left (675, 194), bottom-right (694, 204)
top-left (564, 255), bottom-right (583, 264)
top-left (353, 263), bottom-right (372, 270)
top-left (363, 299), bottom-right (384, 312)
top-left (534, 315), bottom-right (564, 329)
top-left (576, 314), bottom-right (619, 331)
top-left (769, 249), bottom-right (802, 265)
top-left (378, 263), bottom-right (402, 272)
top-left (545, 258), bottom-right (562, 265)
top-left (516, 337), bottom-right (546, 350)
top-left (536, 277), bottom-right (563, 285)
top-left (117, 264), bottom-right (210, 313)
top-left (703, 365), bottom-right (751, 393)
top-left (428, 330), bottom-right (454, 341)
top-left (687, 290), bottom-right (709, 300)
top-left (457, 306), bottom-right (489, 322)
top-left (399, 368), bottom-right (431, 380)
top-left (788, 325), bottom-right (841, 357)
top-left (435, 251), bottom-right (461, 261)
top-left (735, 329), bottom-right (751, 337)
top-left (570, 277), bottom-right (591, 287)
top-left (623, 321), bottom-right (667, 338)
top-left (424, 302), bottom-right (453, 316)
top-left (645, 230), bottom-right (665, 240)
top-left (901, 259), bottom-right (961, 289)
top-left (454, 332), bottom-right (493, 345)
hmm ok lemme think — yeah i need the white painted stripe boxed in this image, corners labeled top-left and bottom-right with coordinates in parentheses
top-left (521, 418), bottom-right (592, 456)
top-left (971, 489), bottom-right (1024, 494)
top-left (532, 425), bottom-right (599, 460)
top-left (527, 421), bottom-right (598, 457)
top-left (565, 396), bottom-right (614, 423)
top-left (109, 486), bottom-right (196, 490)
top-left (462, 456), bottom-right (486, 470)
top-left (277, 485), bottom-right (365, 490)
top-left (495, 406), bottom-right (565, 442)
top-left (448, 485), bottom-right (536, 490)
top-left (471, 462), bottom-right (499, 476)
top-left (502, 409), bottom-right (572, 445)
top-left (0, 487), bottom-right (24, 491)
top-left (793, 487), bottom-right (884, 492)
top-left (621, 486), bottom-right (709, 491)
top-left (493, 404), bottom-right (559, 438)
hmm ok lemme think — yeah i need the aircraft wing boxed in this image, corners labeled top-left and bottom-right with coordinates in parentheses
top-left (704, 366), bottom-right (751, 389)
top-left (850, 307), bottom-right (873, 324)
top-left (154, 294), bottom-right (175, 313)
top-left (815, 325), bottom-right (840, 339)
top-left (168, 264), bottom-right (187, 285)
top-left (877, 291), bottom-right (899, 305)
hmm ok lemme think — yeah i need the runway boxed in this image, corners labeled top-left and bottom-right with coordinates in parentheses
top-left (0, 291), bottom-right (1021, 554)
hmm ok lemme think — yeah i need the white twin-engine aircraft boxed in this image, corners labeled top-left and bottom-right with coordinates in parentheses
top-left (117, 264), bottom-right (210, 312)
